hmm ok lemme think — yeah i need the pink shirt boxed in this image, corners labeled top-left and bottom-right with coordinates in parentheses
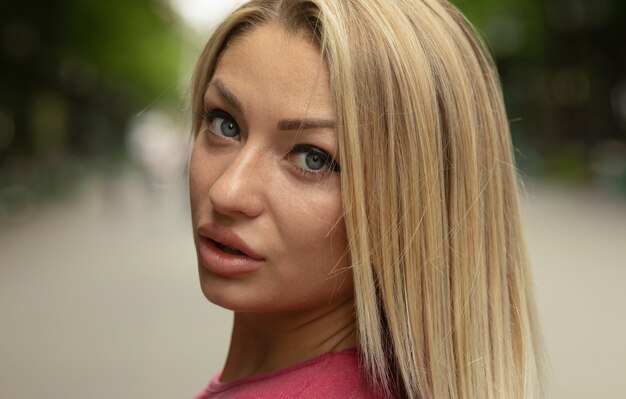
top-left (194, 348), bottom-right (387, 398)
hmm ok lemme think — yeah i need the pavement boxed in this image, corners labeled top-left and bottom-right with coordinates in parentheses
top-left (1, 171), bottom-right (624, 398)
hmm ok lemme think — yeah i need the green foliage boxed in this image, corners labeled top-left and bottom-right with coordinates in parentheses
top-left (0, 0), bottom-right (182, 164)
top-left (453, 0), bottom-right (626, 186)
top-left (58, 0), bottom-right (182, 102)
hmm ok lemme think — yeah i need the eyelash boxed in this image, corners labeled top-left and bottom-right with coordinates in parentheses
top-left (290, 144), bottom-right (341, 177)
top-left (199, 108), bottom-right (341, 177)
top-left (200, 109), bottom-right (241, 142)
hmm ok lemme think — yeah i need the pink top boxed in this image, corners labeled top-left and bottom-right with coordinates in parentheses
top-left (193, 348), bottom-right (387, 398)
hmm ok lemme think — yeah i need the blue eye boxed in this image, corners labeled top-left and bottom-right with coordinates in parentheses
top-left (203, 109), bottom-right (240, 139)
top-left (303, 151), bottom-right (325, 170)
top-left (291, 145), bottom-right (340, 174)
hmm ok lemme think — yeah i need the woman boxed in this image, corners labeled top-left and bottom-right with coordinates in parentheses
top-left (189, 0), bottom-right (544, 398)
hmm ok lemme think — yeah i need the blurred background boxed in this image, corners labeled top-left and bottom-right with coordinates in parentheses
top-left (0, 0), bottom-right (624, 398)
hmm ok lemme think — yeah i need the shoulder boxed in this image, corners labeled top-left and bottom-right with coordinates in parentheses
top-left (195, 348), bottom-right (388, 399)
top-left (297, 348), bottom-right (383, 398)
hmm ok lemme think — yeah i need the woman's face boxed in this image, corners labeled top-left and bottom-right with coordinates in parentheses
top-left (189, 24), bottom-right (352, 313)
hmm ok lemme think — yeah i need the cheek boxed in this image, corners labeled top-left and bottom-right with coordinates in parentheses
top-left (188, 140), bottom-right (215, 218)
top-left (188, 146), bottom-right (202, 206)
top-left (278, 187), bottom-right (348, 269)
top-left (274, 195), bottom-right (353, 308)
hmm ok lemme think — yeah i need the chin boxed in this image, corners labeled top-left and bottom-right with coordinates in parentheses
top-left (199, 278), bottom-right (329, 315)
top-left (197, 261), bottom-right (354, 314)
top-left (198, 268), bottom-right (272, 312)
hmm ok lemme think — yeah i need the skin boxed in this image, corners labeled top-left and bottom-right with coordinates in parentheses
top-left (189, 23), bottom-right (357, 382)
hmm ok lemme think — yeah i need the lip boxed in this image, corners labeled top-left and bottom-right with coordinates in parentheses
top-left (196, 222), bottom-right (265, 276)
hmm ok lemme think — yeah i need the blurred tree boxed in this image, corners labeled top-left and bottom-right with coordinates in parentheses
top-left (454, 0), bottom-right (626, 184)
top-left (0, 0), bottom-right (181, 169)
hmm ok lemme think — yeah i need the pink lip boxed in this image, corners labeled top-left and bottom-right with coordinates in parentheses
top-left (196, 223), bottom-right (265, 276)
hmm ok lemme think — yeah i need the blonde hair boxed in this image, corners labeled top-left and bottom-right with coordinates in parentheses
top-left (191, 1), bottom-right (544, 398)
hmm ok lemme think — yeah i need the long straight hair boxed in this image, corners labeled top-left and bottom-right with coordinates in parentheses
top-left (191, 1), bottom-right (545, 398)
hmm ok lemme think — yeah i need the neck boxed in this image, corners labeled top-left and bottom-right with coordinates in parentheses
top-left (219, 297), bottom-right (357, 383)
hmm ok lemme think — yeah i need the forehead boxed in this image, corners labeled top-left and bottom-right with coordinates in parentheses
top-left (208, 23), bottom-right (333, 119)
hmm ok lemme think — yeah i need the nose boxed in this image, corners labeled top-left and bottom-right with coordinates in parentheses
top-left (208, 146), bottom-right (265, 219)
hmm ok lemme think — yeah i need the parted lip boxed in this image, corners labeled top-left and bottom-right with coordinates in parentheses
top-left (197, 222), bottom-right (265, 261)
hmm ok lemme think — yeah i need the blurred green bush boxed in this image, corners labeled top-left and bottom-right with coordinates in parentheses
top-left (1, 0), bottom-right (183, 153)
top-left (0, 0), bottom-right (183, 211)
top-left (454, 0), bottom-right (626, 188)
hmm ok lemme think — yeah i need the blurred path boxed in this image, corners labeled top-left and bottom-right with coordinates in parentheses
top-left (0, 171), bottom-right (231, 398)
top-left (1, 173), bottom-right (625, 398)
top-left (522, 182), bottom-right (626, 399)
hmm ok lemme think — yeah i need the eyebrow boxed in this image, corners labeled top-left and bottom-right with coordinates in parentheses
top-left (210, 79), bottom-right (243, 114)
top-left (208, 79), bottom-right (336, 132)
top-left (277, 118), bottom-right (336, 131)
